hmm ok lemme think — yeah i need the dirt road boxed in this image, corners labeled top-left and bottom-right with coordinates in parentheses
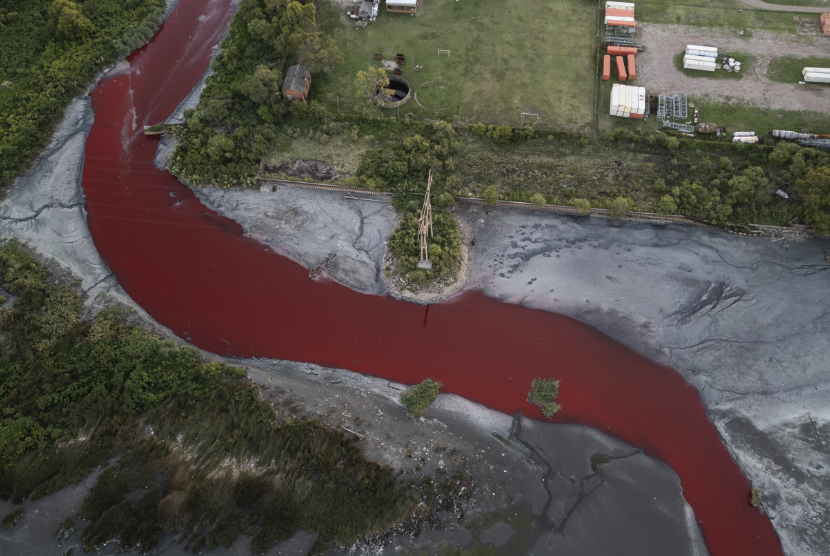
top-left (638, 24), bottom-right (830, 112)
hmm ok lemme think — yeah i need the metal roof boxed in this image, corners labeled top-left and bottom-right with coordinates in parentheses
top-left (387, 0), bottom-right (418, 6)
top-left (283, 64), bottom-right (310, 92)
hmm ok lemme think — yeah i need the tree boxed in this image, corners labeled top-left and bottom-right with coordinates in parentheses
top-left (655, 195), bottom-right (678, 216)
top-left (795, 166), bottom-right (830, 234)
top-left (299, 34), bottom-right (343, 73)
top-left (573, 199), bottom-right (590, 213)
top-left (530, 193), bottom-right (546, 206)
top-left (354, 67), bottom-right (392, 102)
top-left (483, 186), bottom-right (497, 206)
top-left (48, 0), bottom-right (94, 41)
top-left (239, 65), bottom-right (282, 106)
top-left (610, 196), bottom-right (633, 218)
top-left (207, 134), bottom-right (235, 162)
top-left (492, 126), bottom-right (513, 146)
top-left (279, 1), bottom-right (317, 52)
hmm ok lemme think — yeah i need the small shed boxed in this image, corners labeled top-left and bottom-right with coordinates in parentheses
top-left (282, 64), bottom-right (311, 102)
top-left (386, 0), bottom-right (421, 14)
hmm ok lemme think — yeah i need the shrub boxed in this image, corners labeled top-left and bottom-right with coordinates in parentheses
top-left (1, 506), bottom-right (23, 528)
top-left (573, 199), bottom-right (590, 214)
top-left (470, 123), bottom-right (487, 137)
top-left (750, 487), bottom-right (762, 507)
top-left (530, 193), bottom-right (546, 206)
top-left (527, 379), bottom-right (560, 418)
top-left (655, 195), bottom-right (678, 216)
top-left (483, 186), bottom-right (497, 206)
top-left (400, 379), bottom-right (442, 419)
top-left (610, 197), bottom-right (634, 218)
top-left (492, 126), bottom-right (513, 146)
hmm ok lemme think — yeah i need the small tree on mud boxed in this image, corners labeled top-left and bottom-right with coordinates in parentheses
top-left (400, 378), bottom-right (442, 419)
top-left (527, 378), bottom-right (561, 418)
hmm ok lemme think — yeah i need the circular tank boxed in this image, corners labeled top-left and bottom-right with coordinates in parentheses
top-left (378, 75), bottom-right (411, 108)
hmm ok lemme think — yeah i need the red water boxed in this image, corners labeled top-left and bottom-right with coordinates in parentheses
top-left (80, 1), bottom-right (783, 555)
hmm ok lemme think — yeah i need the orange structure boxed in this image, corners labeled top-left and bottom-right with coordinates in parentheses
top-left (627, 54), bottom-right (636, 80)
top-left (607, 46), bottom-right (638, 56)
top-left (822, 13), bottom-right (829, 36)
top-left (616, 56), bottom-right (627, 81)
top-left (603, 55), bottom-right (611, 80)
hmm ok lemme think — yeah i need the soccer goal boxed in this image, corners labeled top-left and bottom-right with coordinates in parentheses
top-left (437, 49), bottom-right (450, 57)
top-left (521, 112), bottom-right (540, 122)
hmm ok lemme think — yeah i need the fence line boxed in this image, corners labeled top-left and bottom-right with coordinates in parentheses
top-left (254, 176), bottom-right (802, 234)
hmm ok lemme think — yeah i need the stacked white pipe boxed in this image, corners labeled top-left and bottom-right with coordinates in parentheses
top-left (803, 67), bottom-right (830, 83)
top-left (610, 84), bottom-right (646, 119)
top-left (683, 45), bottom-right (717, 72)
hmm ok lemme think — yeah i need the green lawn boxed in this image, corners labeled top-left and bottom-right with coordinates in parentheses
top-left (768, 55), bottom-right (830, 84)
top-left (694, 101), bottom-right (830, 135)
top-left (672, 52), bottom-right (753, 80)
top-left (635, 0), bottom-right (803, 34)
top-left (312, 0), bottom-right (599, 131)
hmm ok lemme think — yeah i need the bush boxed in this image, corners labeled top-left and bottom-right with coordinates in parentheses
top-left (530, 193), bottom-right (546, 206)
top-left (527, 379), bottom-right (560, 418)
top-left (483, 186), bottom-right (497, 206)
top-left (1, 506), bottom-right (22, 528)
top-left (610, 197), bottom-right (634, 218)
top-left (491, 126), bottom-right (513, 146)
top-left (470, 123), bottom-right (487, 137)
top-left (400, 379), bottom-right (442, 419)
top-left (573, 199), bottom-right (590, 214)
top-left (655, 195), bottom-right (678, 216)
top-left (750, 487), bottom-right (762, 507)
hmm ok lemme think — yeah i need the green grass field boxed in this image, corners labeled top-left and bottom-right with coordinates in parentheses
top-left (768, 55), bottom-right (830, 84)
top-left (672, 52), bottom-right (753, 80)
top-left (635, 0), bottom-right (804, 34)
top-left (312, 0), bottom-right (599, 131)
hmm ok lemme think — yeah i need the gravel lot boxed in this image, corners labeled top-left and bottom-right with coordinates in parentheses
top-left (638, 24), bottom-right (830, 112)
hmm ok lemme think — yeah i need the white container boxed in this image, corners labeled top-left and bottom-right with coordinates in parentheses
top-left (802, 67), bottom-right (830, 76)
top-left (604, 16), bottom-right (635, 23)
top-left (686, 45), bottom-right (718, 58)
top-left (685, 60), bottom-right (716, 72)
top-left (606, 1), bottom-right (635, 11)
top-left (733, 136), bottom-right (759, 144)
top-left (611, 84), bottom-right (620, 116)
top-left (733, 131), bottom-right (755, 137)
top-left (684, 54), bottom-right (716, 63)
top-left (804, 72), bottom-right (830, 83)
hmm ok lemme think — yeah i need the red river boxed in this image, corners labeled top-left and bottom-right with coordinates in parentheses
top-left (80, 1), bottom-right (782, 555)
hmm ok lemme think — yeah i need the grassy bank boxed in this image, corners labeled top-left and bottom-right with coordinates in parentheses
top-left (768, 55), bottom-right (830, 84)
top-left (0, 242), bottom-right (466, 554)
top-left (0, 0), bottom-right (166, 189)
top-left (635, 0), bottom-right (802, 34)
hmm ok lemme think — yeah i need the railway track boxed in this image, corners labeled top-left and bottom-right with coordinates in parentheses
top-left (254, 176), bottom-right (803, 234)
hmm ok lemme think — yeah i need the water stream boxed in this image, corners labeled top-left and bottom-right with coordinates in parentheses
top-left (79, 1), bottom-right (782, 554)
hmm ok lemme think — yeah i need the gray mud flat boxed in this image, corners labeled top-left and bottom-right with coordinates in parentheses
top-left (462, 204), bottom-right (830, 556)
top-left (192, 186), bottom-right (398, 295)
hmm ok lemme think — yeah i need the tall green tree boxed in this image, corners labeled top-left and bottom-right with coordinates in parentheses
top-left (298, 34), bottom-right (343, 73)
top-left (48, 0), bottom-right (95, 41)
top-left (795, 166), bottom-right (830, 234)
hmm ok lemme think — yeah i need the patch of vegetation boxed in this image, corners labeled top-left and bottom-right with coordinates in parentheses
top-left (527, 378), bottom-right (560, 418)
top-left (400, 379), bottom-right (442, 419)
top-left (750, 487), bottom-right (762, 507)
top-left (1, 505), bottom-right (22, 528)
top-left (313, 0), bottom-right (598, 129)
top-left (672, 52), bottom-right (752, 80)
top-left (768, 55), bottom-right (830, 85)
top-left (636, 0), bottom-right (801, 34)
top-left (0, 0), bottom-right (166, 188)
top-left (168, 0), bottom-right (344, 188)
top-left (387, 199), bottom-right (462, 289)
top-left (0, 241), bottom-right (452, 554)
